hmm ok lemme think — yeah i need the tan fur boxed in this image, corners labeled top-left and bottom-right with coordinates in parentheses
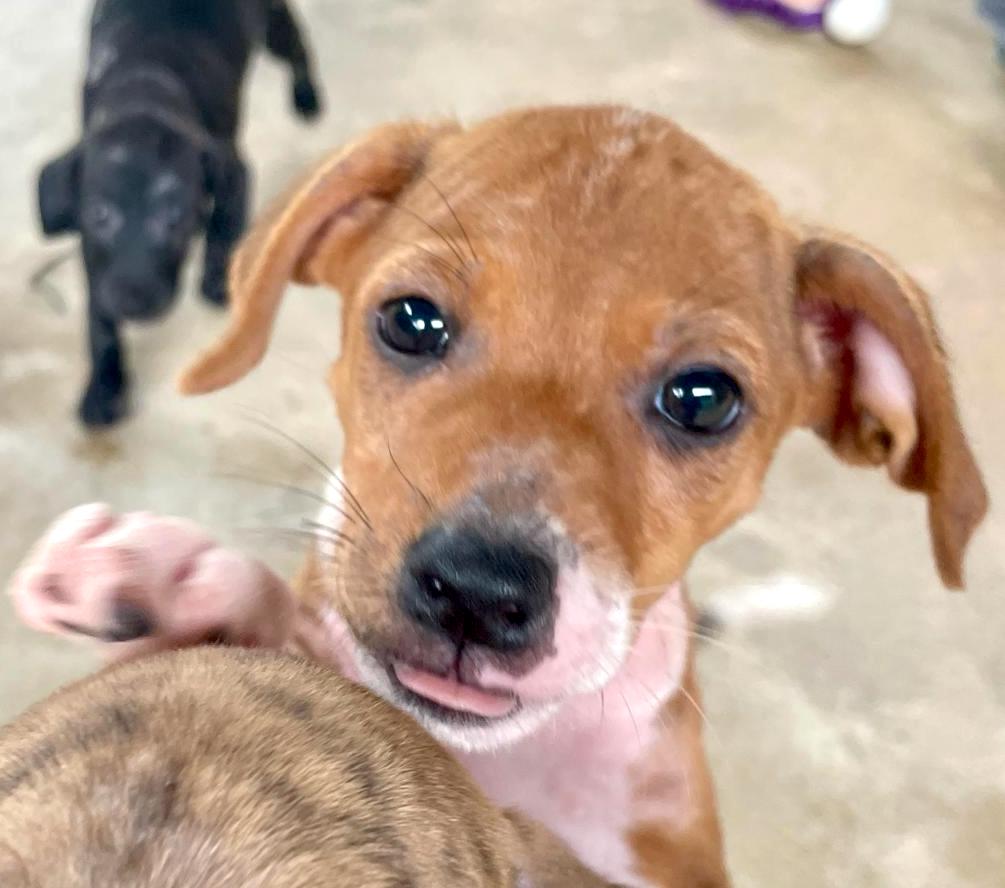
top-left (176, 105), bottom-right (987, 883)
top-left (0, 647), bottom-right (614, 888)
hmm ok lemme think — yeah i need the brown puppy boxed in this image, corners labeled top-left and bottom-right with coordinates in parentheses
top-left (0, 646), bottom-right (614, 888)
top-left (10, 105), bottom-right (988, 886)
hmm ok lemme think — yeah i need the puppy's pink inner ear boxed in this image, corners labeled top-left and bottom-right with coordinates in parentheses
top-left (850, 317), bottom-right (918, 479)
top-left (803, 302), bottom-right (919, 480)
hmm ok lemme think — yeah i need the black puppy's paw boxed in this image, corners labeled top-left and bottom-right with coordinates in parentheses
top-left (79, 377), bottom-right (129, 428)
top-left (293, 77), bottom-right (322, 120)
top-left (201, 267), bottom-right (229, 308)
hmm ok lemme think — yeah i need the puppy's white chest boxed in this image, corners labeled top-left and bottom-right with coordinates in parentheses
top-left (461, 693), bottom-right (669, 888)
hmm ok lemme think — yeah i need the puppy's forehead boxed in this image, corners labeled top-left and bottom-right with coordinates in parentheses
top-left (407, 107), bottom-right (793, 358)
top-left (425, 107), bottom-right (784, 257)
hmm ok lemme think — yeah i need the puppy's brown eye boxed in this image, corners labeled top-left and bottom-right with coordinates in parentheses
top-left (656, 366), bottom-right (743, 435)
top-left (377, 296), bottom-right (450, 357)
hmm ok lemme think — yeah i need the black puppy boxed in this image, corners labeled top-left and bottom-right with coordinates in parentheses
top-left (38, 0), bottom-right (322, 426)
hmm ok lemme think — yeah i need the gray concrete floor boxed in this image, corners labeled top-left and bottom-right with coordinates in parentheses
top-left (1, 1), bottom-right (1003, 886)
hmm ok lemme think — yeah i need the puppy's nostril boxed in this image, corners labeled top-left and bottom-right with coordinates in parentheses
top-left (402, 525), bottom-right (558, 653)
top-left (499, 602), bottom-right (528, 628)
top-left (418, 572), bottom-right (449, 600)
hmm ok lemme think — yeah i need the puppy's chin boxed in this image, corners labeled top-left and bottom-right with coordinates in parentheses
top-left (346, 600), bottom-right (634, 754)
top-left (99, 286), bottom-right (178, 323)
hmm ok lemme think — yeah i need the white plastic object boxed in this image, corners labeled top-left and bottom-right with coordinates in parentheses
top-left (823, 0), bottom-right (891, 46)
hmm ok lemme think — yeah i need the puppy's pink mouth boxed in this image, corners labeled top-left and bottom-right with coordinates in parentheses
top-left (393, 662), bottom-right (519, 719)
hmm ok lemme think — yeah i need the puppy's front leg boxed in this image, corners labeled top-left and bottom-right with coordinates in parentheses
top-left (8, 505), bottom-right (298, 661)
top-left (629, 671), bottom-right (732, 888)
top-left (201, 149), bottom-right (248, 307)
top-left (79, 298), bottom-right (128, 427)
top-left (265, 0), bottom-right (323, 119)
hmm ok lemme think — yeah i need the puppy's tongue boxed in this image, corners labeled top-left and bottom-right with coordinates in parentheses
top-left (394, 663), bottom-right (517, 718)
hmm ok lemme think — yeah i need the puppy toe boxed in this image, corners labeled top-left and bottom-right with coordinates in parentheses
top-left (169, 549), bottom-right (296, 650)
top-left (293, 79), bottom-right (322, 119)
top-left (79, 380), bottom-right (129, 427)
top-left (12, 572), bottom-right (108, 639)
top-left (43, 504), bottom-right (117, 551)
top-left (200, 273), bottom-right (229, 308)
top-left (10, 571), bottom-right (69, 633)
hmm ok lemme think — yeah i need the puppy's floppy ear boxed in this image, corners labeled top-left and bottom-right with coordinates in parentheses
top-left (178, 120), bottom-right (457, 395)
top-left (795, 232), bottom-right (988, 588)
top-left (38, 145), bottom-right (82, 235)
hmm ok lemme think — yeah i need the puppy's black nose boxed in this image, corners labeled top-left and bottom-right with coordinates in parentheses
top-left (101, 275), bottom-right (175, 321)
top-left (399, 525), bottom-right (557, 654)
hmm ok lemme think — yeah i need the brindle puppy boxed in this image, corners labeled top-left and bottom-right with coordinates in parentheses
top-left (0, 647), bottom-right (615, 888)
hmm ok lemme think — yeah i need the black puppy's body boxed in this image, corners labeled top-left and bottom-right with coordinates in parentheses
top-left (39, 0), bottom-right (321, 426)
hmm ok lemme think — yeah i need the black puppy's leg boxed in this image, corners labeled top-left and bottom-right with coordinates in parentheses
top-left (201, 150), bottom-right (248, 307)
top-left (265, 1), bottom-right (323, 120)
top-left (80, 303), bottom-right (128, 427)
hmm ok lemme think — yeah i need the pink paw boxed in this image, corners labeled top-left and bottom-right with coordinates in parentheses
top-left (9, 504), bottom-right (295, 659)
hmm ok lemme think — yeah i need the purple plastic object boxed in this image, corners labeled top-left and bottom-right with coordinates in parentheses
top-left (708, 0), bottom-right (826, 30)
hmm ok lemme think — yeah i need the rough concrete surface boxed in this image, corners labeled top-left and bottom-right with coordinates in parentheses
top-left (0, 1), bottom-right (1002, 886)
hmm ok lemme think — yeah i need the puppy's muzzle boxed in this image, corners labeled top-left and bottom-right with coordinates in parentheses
top-left (99, 271), bottom-right (177, 322)
top-left (398, 523), bottom-right (557, 655)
